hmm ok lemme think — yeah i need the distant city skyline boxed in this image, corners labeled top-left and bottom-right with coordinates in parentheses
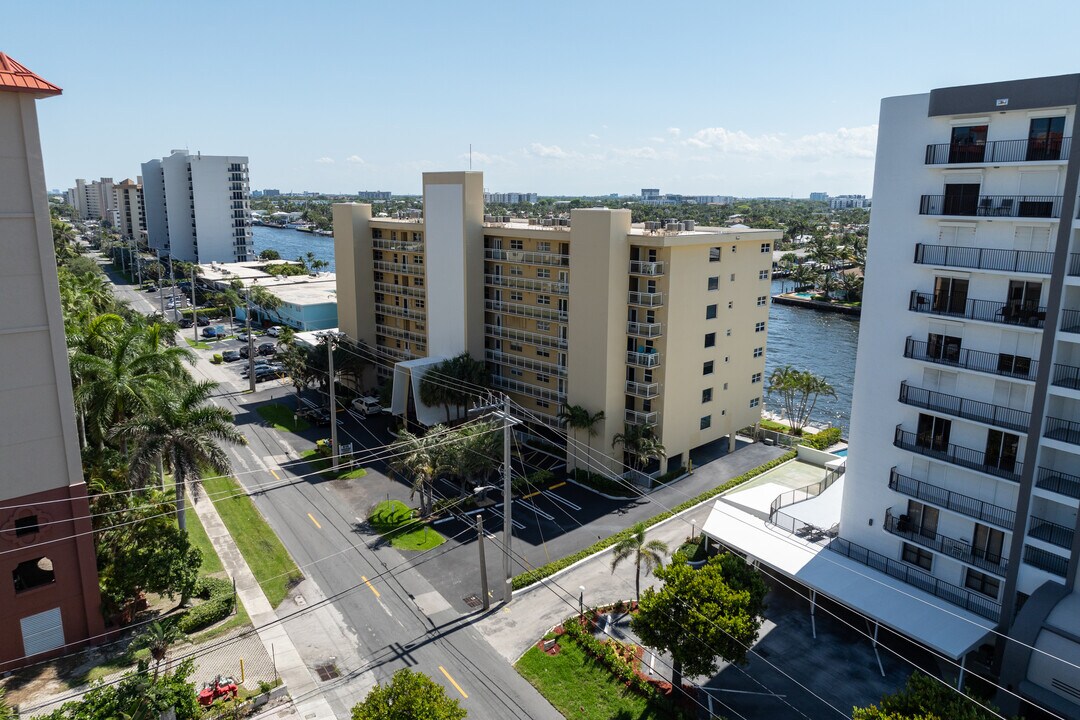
top-left (7, 1), bottom-right (1080, 197)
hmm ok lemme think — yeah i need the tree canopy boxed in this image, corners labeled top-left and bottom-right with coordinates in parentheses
top-left (351, 668), bottom-right (467, 720)
top-left (766, 365), bottom-right (837, 433)
top-left (853, 671), bottom-right (1009, 720)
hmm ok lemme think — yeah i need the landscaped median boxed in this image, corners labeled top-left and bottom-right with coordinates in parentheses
top-left (511, 451), bottom-right (797, 590)
top-left (368, 500), bottom-right (446, 551)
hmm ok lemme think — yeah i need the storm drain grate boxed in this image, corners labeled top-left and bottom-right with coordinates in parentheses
top-left (314, 664), bottom-right (339, 681)
top-left (463, 594), bottom-right (483, 608)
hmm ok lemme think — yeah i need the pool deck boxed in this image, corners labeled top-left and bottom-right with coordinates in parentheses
top-left (719, 458), bottom-right (830, 519)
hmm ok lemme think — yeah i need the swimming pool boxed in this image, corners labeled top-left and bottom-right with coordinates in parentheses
top-left (792, 292), bottom-right (816, 299)
top-left (832, 448), bottom-right (848, 457)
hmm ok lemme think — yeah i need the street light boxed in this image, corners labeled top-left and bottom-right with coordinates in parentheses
top-left (579, 585), bottom-right (585, 620)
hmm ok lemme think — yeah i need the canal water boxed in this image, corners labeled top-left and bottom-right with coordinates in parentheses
top-left (251, 227), bottom-right (860, 432)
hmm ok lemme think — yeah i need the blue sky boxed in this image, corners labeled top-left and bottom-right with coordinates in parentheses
top-left (8, 1), bottom-right (1080, 197)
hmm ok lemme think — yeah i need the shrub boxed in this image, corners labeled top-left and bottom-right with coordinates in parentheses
top-left (211, 353), bottom-right (222, 364)
top-left (177, 576), bottom-right (234, 633)
top-left (653, 466), bottom-right (686, 486)
top-left (801, 426), bottom-right (842, 451)
top-left (513, 451), bottom-right (796, 589)
top-left (572, 468), bottom-right (639, 497)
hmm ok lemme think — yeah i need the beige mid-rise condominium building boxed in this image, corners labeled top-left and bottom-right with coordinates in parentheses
top-left (334, 171), bottom-right (778, 475)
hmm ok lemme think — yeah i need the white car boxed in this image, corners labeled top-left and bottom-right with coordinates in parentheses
top-left (266, 326), bottom-right (283, 337)
top-left (351, 396), bottom-right (386, 416)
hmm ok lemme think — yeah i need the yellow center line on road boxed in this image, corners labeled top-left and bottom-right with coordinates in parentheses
top-left (307, 513), bottom-right (322, 529)
top-left (361, 575), bottom-right (380, 598)
top-left (549, 482), bottom-right (566, 490)
top-left (438, 666), bottom-right (468, 699)
top-left (270, 468), bottom-right (280, 481)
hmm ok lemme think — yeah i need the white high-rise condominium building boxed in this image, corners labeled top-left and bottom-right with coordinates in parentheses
top-left (844, 74), bottom-right (1080, 717)
top-left (141, 150), bottom-right (252, 263)
top-left (110, 178), bottom-right (145, 241)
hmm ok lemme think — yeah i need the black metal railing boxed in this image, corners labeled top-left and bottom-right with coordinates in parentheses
top-left (1023, 545), bottom-right (1068, 577)
top-left (894, 426), bottom-right (1023, 482)
top-left (1045, 417), bottom-right (1080, 446)
top-left (913, 243), bottom-right (1054, 275)
top-left (1051, 364), bottom-right (1080, 390)
top-left (769, 509), bottom-right (838, 543)
top-left (904, 337), bottom-right (1038, 381)
top-left (909, 291), bottom-right (1047, 328)
top-left (1036, 467), bottom-right (1080, 500)
top-left (888, 468), bottom-right (1015, 529)
top-left (1061, 310), bottom-right (1080, 334)
top-left (919, 194), bottom-right (1062, 219)
top-left (924, 137), bottom-right (1071, 165)
top-left (898, 382), bottom-right (1030, 433)
top-left (1028, 516), bottom-right (1074, 550)
top-left (884, 509), bottom-right (1008, 576)
top-left (1069, 254), bottom-right (1080, 276)
top-left (827, 537), bottom-right (1000, 621)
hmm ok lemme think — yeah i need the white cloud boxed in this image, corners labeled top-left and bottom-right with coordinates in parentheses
top-left (587, 133), bottom-right (600, 140)
top-left (527, 142), bottom-right (573, 159)
top-left (611, 145), bottom-right (660, 160)
top-left (683, 124), bottom-right (877, 161)
top-left (346, 155), bottom-right (365, 164)
top-left (459, 151), bottom-right (510, 166)
top-left (667, 127), bottom-right (681, 137)
top-left (315, 157), bottom-right (335, 164)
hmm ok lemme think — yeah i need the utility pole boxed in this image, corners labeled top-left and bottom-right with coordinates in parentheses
top-left (245, 288), bottom-right (256, 393)
top-left (325, 333), bottom-right (341, 470)
top-left (169, 259), bottom-right (179, 324)
top-left (501, 393), bottom-right (513, 603)
top-left (157, 251), bottom-right (166, 317)
top-left (476, 513), bottom-right (489, 611)
top-left (191, 264), bottom-right (199, 342)
top-left (131, 236), bottom-right (142, 286)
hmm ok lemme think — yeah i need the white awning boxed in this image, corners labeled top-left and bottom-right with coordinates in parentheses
top-left (389, 356), bottom-right (464, 427)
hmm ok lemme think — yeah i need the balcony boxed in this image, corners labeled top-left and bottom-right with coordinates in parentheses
top-left (485, 299), bottom-right (566, 323)
top-left (918, 194), bottom-right (1062, 219)
top-left (924, 137), bottom-right (1071, 165)
top-left (629, 260), bottom-right (665, 275)
top-left (827, 537), bottom-right (999, 621)
top-left (625, 380), bottom-right (660, 399)
top-left (485, 324), bottom-right (567, 350)
top-left (888, 468), bottom-right (1016, 530)
top-left (485, 349), bottom-right (566, 377)
top-left (374, 303), bottom-right (426, 321)
top-left (1044, 416), bottom-right (1080, 446)
top-left (1069, 254), bottom-right (1080, 277)
top-left (1061, 309), bottom-right (1080, 334)
top-left (909, 291), bottom-right (1046, 328)
top-left (627, 321), bottom-right (663, 338)
top-left (485, 274), bottom-right (568, 295)
top-left (1036, 467), bottom-right (1080, 501)
top-left (373, 260), bottom-right (425, 276)
top-left (1050, 364), bottom-right (1080, 390)
top-left (373, 238), bottom-right (423, 252)
top-left (628, 291), bottom-right (664, 307)
top-left (376, 324), bottom-right (426, 344)
top-left (1028, 516), bottom-right (1074, 550)
top-left (625, 409), bottom-right (659, 426)
top-left (1023, 545), bottom-right (1068, 577)
top-left (904, 337), bottom-right (1038, 381)
top-left (490, 375), bottom-right (565, 403)
top-left (374, 281), bottom-right (425, 299)
top-left (379, 345), bottom-right (419, 361)
top-left (893, 425), bottom-right (1023, 482)
top-left (485, 248), bottom-right (569, 267)
top-left (884, 509), bottom-right (1008, 576)
top-left (913, 243), bottom-right (1054, 275)
top-left (626, 350), bottom-right (661, 368)
top-left (898, 381), bottom-right (1030, 433)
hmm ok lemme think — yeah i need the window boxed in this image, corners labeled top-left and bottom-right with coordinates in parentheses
top-left (706, 304), bottom-right (717, 319)
top-left (13, 557), bottom-right (54, 593)
top-left (538, 241), bottom-right (551, 252)
top-left (752, 373), bottom-right (762, 383)
top-left (1027, 116), bottom-right (1065, 161)
top-left (536, 349), bottom-right (550, 358)
top-left (372, 229), bottom-right (383, 239)
top-left (536, 321), bottom-right (551, 331)
top-left (984, 429), bottom-right (1019, 472)
top-left (731, 245), bottom-right (737, 253)
top-left (927, 333), bottom-right (961, 363)
top-left (905, 500), bottom-right (939, 539)
top-left (761, 243), bottom-right (771, 253)
top-left (709, 247), bottom-right (721, 262)
top-left (700, 415), bottom-right (712, 430)
top-left (414, 277), bottom-right (424, 287)
top-left (916, 413), bottom-right (951, 452)
top-left (510, 266), bottom-right (524, 276)
top-left (759, 269), bottom-right (769, 280)
top-left (510, 239), bottom-right (524, 250)
top-left (415, 299), bottom-right (426, 309)
top-left (972, 524), bottom-right (1005, 567)
top-left (757, 296), bottom-right (767, 307)
top-left (965, 569), bottom-right (1001, 599)
top-left (723, 382), bottom-right (728, 390)
top-left (14, 515), bottom-right (39, 537)
top-left (510, 368), bottom-right (523, 376)
top-left (730, 274), bottom-right (736, 281)
top-left (704, 333), bottom-right (716, 348)
top-left (755, 322), bottom-right (766, 332)
top-left (901, 543), bottom-right (933, 571)
top-left (537, 295), bottom-right (551, 305)
top-left (998, 353), bottom-right (1032, 376)
top-left (703, 361), bottom-right (714, 375)
top-left (537, 268), bottom-right (551, 279)
top-left (708, 276), bottom-right (719, 291)
top-left (537, 399), bottom-right (550, 408)
top-left (749, 397), bottom-right (759, 408)
top-left (536, 374), bottom-right (550, 383)
top-left (728, 301), bottom-right (734, 309)
top-left (702, 388), bottom-right (713, 403)
top-left (510, 291), bottom-right (523, 302)
top-left (509, 343), bottom-right (523, 352)
top-left (725, 329), bottom-right (731, 337)
top-left (753, 347), bottom-right (763, 358)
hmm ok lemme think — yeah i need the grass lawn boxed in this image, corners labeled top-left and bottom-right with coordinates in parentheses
top-left (201, 474), bottom-right (303, 607)
top-left (184, 338), bottom-right (212, 350)
top-left (300, 448), bottom-right (369, 481)
top-left (368, 500), bottom-right (445, 551)
top-left (256, 403), bottom-right (310, 432)
top-left (516, 634), bottom-right (669, 720)
top-left (758, 418), bottom-right (799, 435)
top-left (185, 505), bottom-right (223, 575)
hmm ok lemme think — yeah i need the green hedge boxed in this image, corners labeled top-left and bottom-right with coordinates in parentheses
top-left (513, 451), bottom-right (797, 589)
top-left (572, 468), bottom-right (639, 497)
top-left (801, 426), bottom-right (842, 451)
top-left (652, 466), bottom-right (686, 486)
top-left (178, 576), bottom-right (235, 633)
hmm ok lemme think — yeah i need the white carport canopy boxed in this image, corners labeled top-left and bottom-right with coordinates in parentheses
top-left (702, 500), bottom-right (994, 660)
top-left (390, 356), bottom-right (465, 427)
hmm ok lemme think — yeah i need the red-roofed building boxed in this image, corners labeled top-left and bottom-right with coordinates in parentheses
top-left (0, 53), bottom-right (105, 670)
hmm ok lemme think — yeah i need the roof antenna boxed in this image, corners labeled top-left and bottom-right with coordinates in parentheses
top-left (469, 143), bottom-right (472, 171)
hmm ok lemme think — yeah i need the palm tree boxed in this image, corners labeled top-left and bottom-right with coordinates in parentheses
top-left (612, 425), bottom-right (666, 474)
top-left (129, 620), bottom-right (185, 679)
top-left (767, 365), bottom-right (836, 433)
top-left (611, 522), bottom-right (669, 602)
top-left (557, 405), bottom-right (605, 471)
top-left (789, 263), bottom-right (816, 293)
top-left (114, 380), bottom-right (246, 530)
top-left (389, 427), bottom-right (445, 516)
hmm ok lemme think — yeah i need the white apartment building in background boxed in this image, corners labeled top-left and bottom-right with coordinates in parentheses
top-left (828, 194), bottom-right (871, 209)
top-left (141, 149), bottom-right (253, 263)
top-left (68, 177), bottom-right (115, 221)
top-left (483, 191), bottom-right (538, 204)
top-left (110, 178), bottom-right (145, 240)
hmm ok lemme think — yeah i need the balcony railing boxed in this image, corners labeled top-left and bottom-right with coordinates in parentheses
top-left (1050, 364), bottom-right (1080, 390)
top-left (888, 468), bottom-right (1016, 530)
top-left (374, 281), bottom-right (425, 299)
top-left (909, 291), bottom-right (1047, 328)
top-left (373, 238), bottom-right (423, 252)
top-left (1028, 516), bottom-right (1074, 550)
top-left (485, 248), bottom-right (569, 267)
top-left (376, 324), bottom-right (426, 344)
top-left (1061, 309), bottom-right (1080, 334)
top-left (904, 337), bottom-right (1038, 381)
top-left (1069, 254), bottom-right (1080, 277)
top-left (1023, 545), bottom-right (1068, 577)
top-left (626, 350), bottom-right (661, 367)
top-left (490, 375), bottom-right (565, 403)
top-left (924, 137), bottom-right (1071, 165)
top-left (485, 324), bottom-right (567, 349)
top-left (378, 345), bottom-right (419, 361)
top-left (627, 321), bottom-right (663, 338)
top-left (893, 425), bottom-right (1023, 482)
top-left (374, 303), bottom-right (425, 321)
top-left (485, 299), bottom-right (566, 322)
top-left (628, 291), bottom-right (664, 307)
top-left (898, 381), bottom-right (1030, 433)
top-left (919, 194), bottom-right (1062, 219)
top-left (485, 274), bottom-right (568, 295)
top-left (624, 409), bottom-right (659, 426)
top-left (1036, 467), bottom-right (1080, 501)
top-left (1044, 416), bottom-right (1080, 446)
top-left (827, 537), bottom-right (1000, 621)
top-left (913, 243), bottom-right (1054, 275)
top-left (625, 380), bottom-right (660, 399)
top-left (373, 260), bottom-right (425, 276)
top-left (629, 260), bottom-right (665, 275)
top-left (884, 509), bottom-right (1008, 576)
top-left (484, 349), bottom-right (566, 377)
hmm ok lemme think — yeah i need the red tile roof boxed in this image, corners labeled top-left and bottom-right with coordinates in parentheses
top-left (0, 53), bottom-right (61, 96)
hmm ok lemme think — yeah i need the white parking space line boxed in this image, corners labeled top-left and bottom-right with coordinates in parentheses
top-left (515, 499), bottom-right (554, 521)
top-left (544, 490), bottom-right (581, 512)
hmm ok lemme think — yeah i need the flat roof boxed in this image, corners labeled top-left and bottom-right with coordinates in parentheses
top-left (702, 499), bottom-right (994, 660)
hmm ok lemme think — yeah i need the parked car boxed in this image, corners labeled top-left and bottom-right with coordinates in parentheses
top-left (239, 345), bottom-right (251, 359)
top-left (257, 342), bottom-right (276, 356)
top-left (266, 326), bottom-right (283, 337)
top-left (351, 396), bottom-right (387, 416)
top-left (202, 327), bottom-right (218, 338)
top-left (297, 406), bottom-right (331, 425)
top-left (145, 284), bottom-right (158, 292)
top-left (178, 318), bottom-right (194, 329)
top-left (240, 360), bottom-right (273, 378)
top-left (221, 350), bottom-right (241, 362)
top-left (196, 316), bottom-right (211, 327)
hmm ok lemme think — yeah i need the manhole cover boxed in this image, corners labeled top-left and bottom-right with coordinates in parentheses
top-left (314, 663), bottom-right (339, 681)
top-left (295, 594), bottom-right (307, 606)
top-left (463, 594), bottom-right (482, 608)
